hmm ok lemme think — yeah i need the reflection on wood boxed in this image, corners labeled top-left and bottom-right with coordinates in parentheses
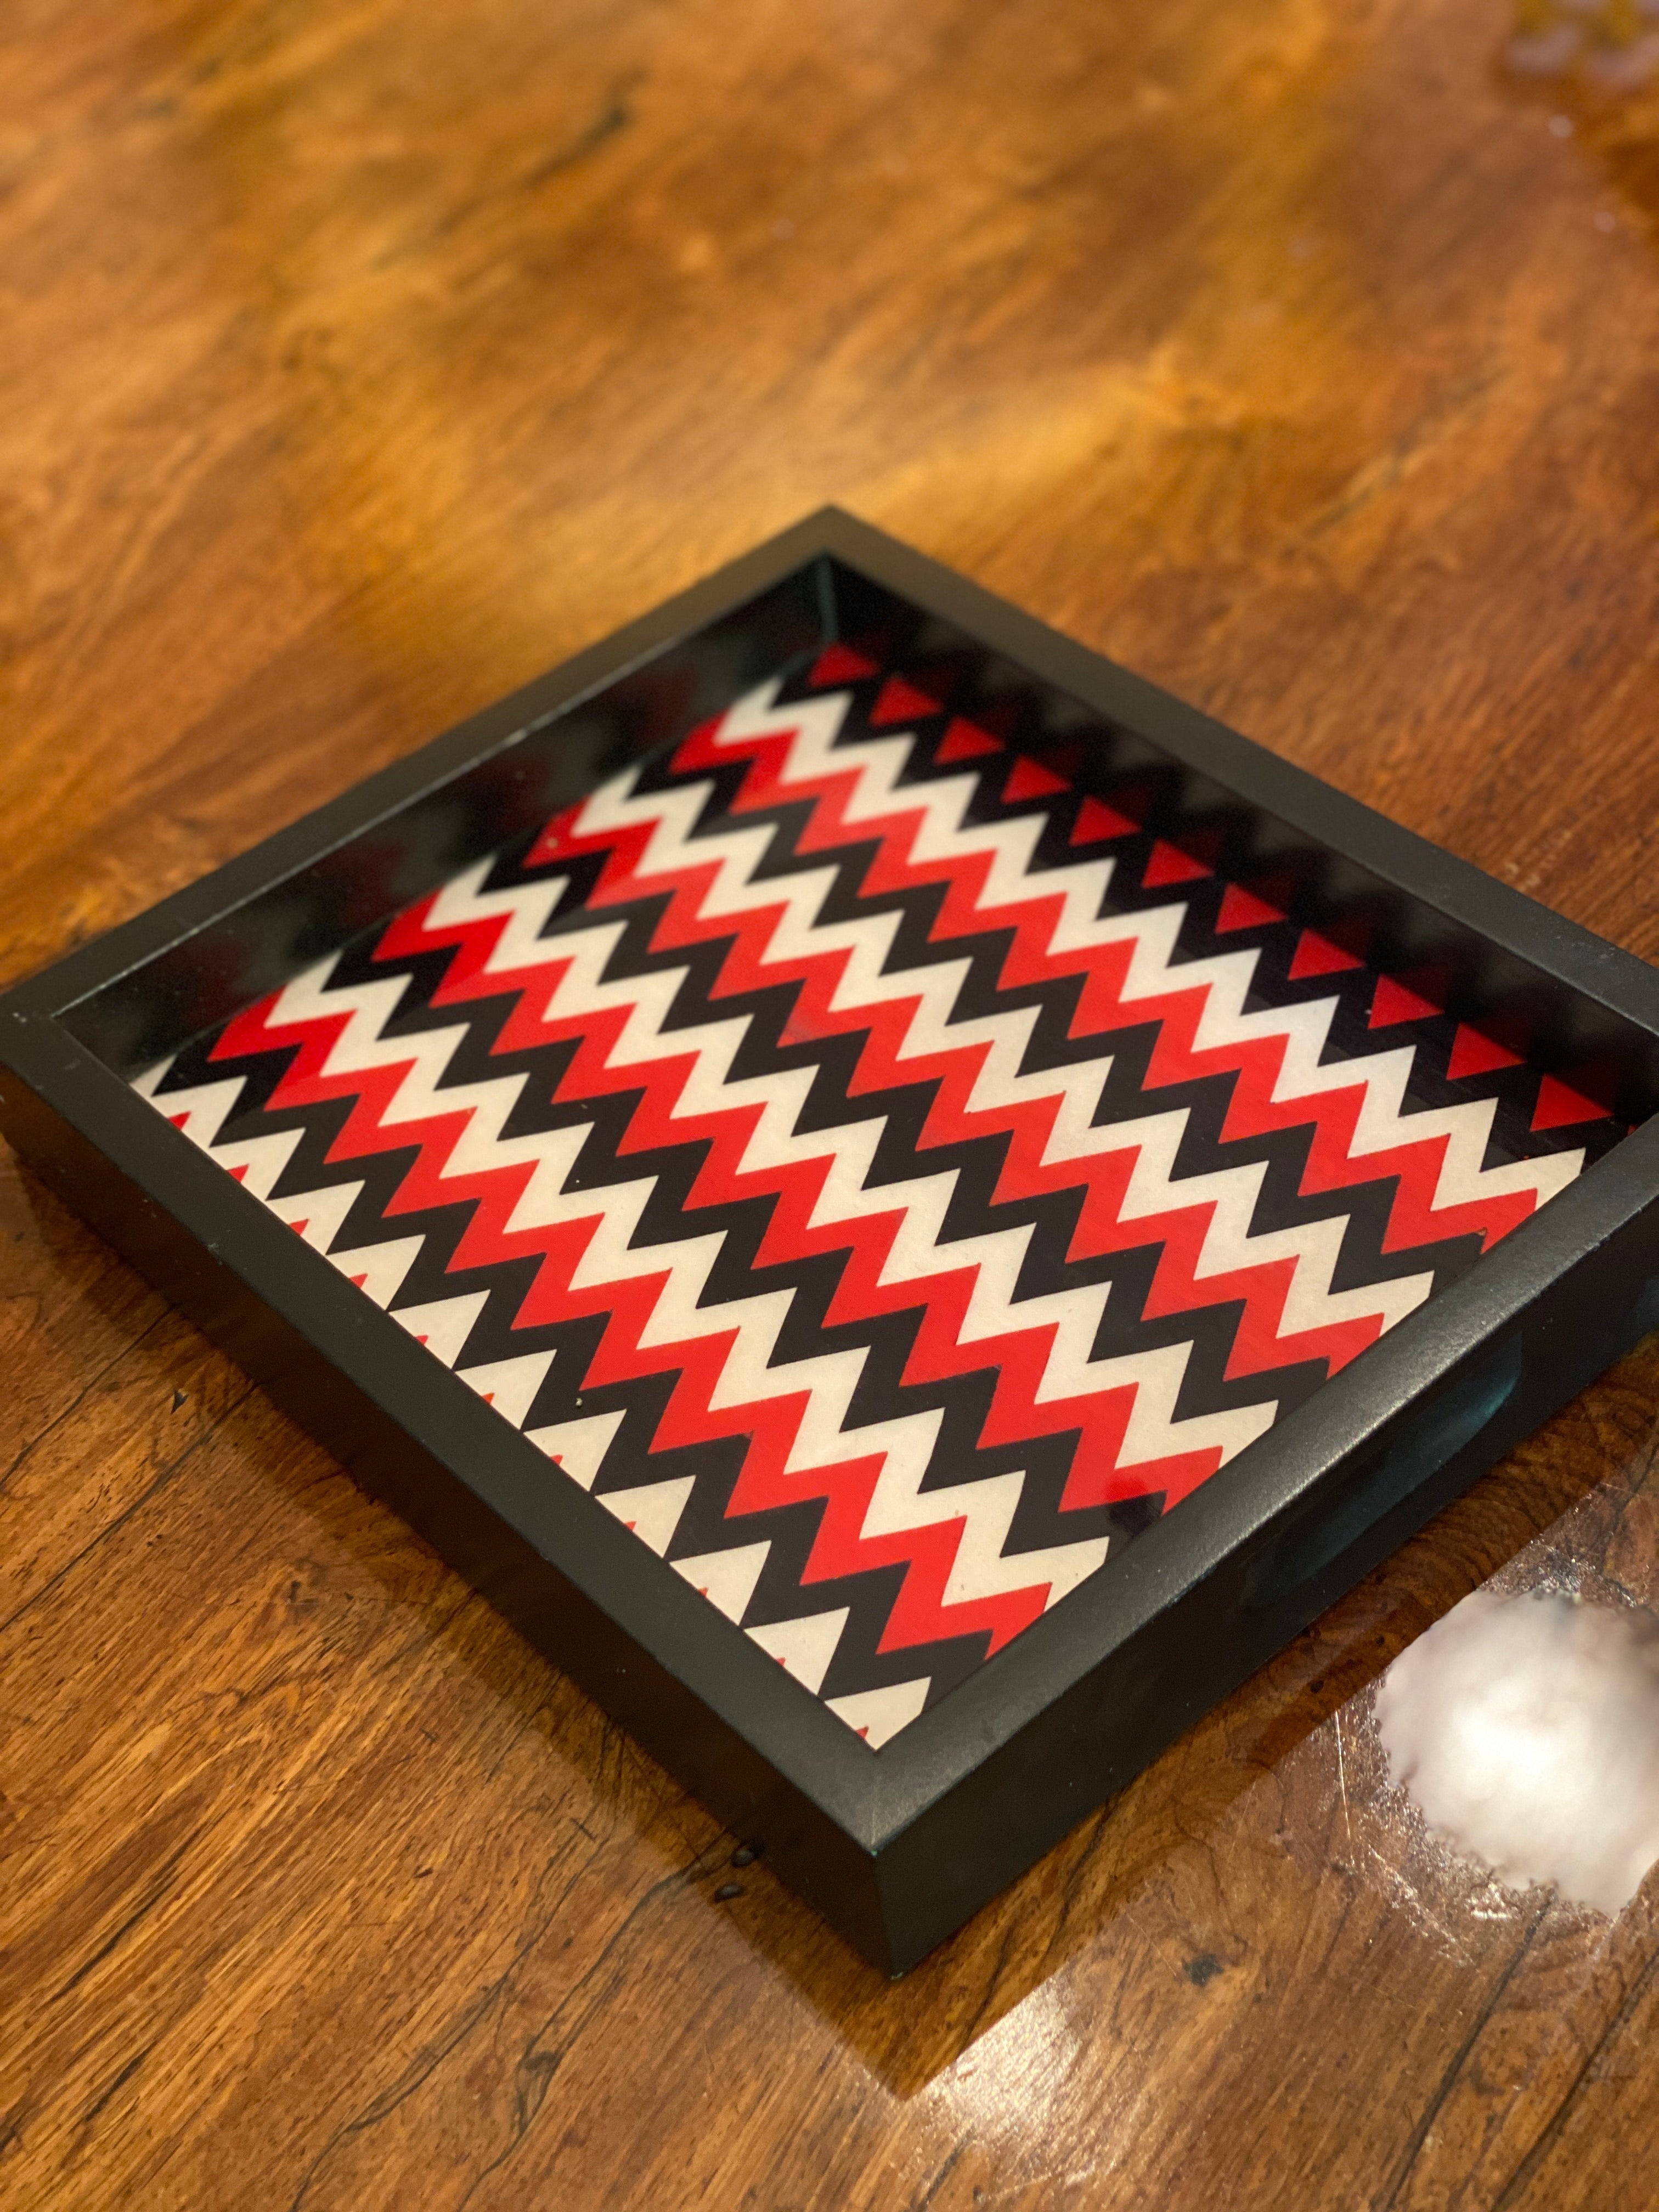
top-left (1507, 1), bottom-right (1659, 96)
top-left (1504, 0), bottom-right (1659, 228)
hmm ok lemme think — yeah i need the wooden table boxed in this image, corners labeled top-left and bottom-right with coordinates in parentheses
top-left (4, 3), bottom-right (1659, 2204)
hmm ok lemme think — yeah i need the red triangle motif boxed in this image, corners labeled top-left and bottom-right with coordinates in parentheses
top-left (1369, 976), bottom-right (1440, 1029)
top-left (1447, 1025), bottom-right (1523, 1082)
top-left (809, 642), bottom-right (878, 686)
top-left (871, 675), bottom-right (943, 726)
top-left (1289, 930), bottom-right (1363, 980)
top-left (228, 1162), bottom-right (249, 1182)
top-left (289, 1220), bottom-right (309, 1238)
top-left (1003, 755), bottom-right (1068, 803)
top-left (1068, 795), bottom-right (1138, 844)
top-left (1532, 1074), bottom-right (1610, 1132)
top-left (1215, 883), bottom-right (1284, 933)
top-left (1142, 839), bottom-right (1212, 888)
top-left (935, 716), bottom-right (1003, 764)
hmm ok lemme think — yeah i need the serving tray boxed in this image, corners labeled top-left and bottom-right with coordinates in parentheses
top-left (5, 509), bottom-right (1659, 1973)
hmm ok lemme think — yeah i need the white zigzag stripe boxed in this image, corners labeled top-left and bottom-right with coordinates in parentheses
top-left (134, 678), bottom-right (1585, 1672)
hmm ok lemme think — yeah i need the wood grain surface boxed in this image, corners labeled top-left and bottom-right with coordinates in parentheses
top-left (4, 2), bottom-right (1659, 2204)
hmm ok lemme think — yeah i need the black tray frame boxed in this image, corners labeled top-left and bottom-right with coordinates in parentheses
top-left (6, 507), bottom-right (1659, 1975)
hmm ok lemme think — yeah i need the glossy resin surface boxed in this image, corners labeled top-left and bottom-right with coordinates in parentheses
top-left (133, 639), bottom-right (1627, 1743)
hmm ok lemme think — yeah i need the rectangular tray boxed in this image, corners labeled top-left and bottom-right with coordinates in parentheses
top-left (6, 509), bottom-right (1659, 1974)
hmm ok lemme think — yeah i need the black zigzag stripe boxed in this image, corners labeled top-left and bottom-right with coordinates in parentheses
top-left (142, 658), bottom-right (1621, 1728)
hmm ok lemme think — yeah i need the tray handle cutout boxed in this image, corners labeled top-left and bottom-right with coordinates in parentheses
top-left (1247, 1336), bottom-right (1525, 1611)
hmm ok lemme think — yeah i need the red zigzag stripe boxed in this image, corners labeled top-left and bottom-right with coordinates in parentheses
top-left (193, 692), bottom-right (1581, 1653)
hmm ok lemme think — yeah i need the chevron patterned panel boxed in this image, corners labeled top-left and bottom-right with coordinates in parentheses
top-left (134, 646), bottom-right (1626, 1747)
